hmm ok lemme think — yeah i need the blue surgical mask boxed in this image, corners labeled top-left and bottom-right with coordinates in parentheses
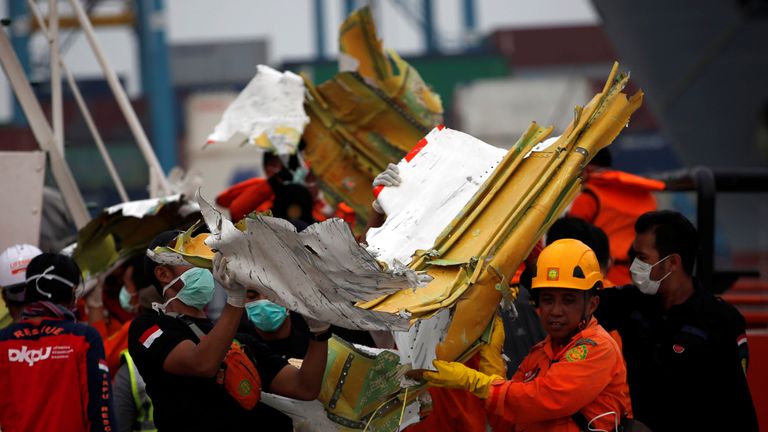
top-left (246, 299), bottom-right (288, 332)
top-left (119, 286), bottom-right (137, 312)
top-left (161, 267), bottom-right (215, 310)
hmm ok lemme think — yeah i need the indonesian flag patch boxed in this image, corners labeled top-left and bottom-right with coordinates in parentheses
top-left (140, 325), bottom-right (163, 349)
top-left (737, 333), bottom-right (747, 347)
top-left (98, 359), bottom-right (109, 373)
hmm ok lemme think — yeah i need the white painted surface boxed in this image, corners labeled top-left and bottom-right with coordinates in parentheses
top-left (366, 126), bottom-right (506, 268)
top-left (206, 65), bottom-right (309, 155)
top-left (394, 308), bottom-right (452, 371)
top-left (259, 394), bottom-right (339, 432)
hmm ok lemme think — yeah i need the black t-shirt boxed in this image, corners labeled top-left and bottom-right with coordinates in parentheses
top-left (128, 312), bottom-right (289, 431)
top-left (595, 282), bottom-right (758, 432)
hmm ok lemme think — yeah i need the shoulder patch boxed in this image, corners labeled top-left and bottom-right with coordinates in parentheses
top-left (565, 345), bottom-right (589, 362)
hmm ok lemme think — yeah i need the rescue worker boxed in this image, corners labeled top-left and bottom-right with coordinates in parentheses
top-left (424, 239), bottom-right (633, 431)
top-left (568, 149), bottom-right (665, 285)
top-left (0, 243), bottom-right (43, 326)
top-left (0, 252), bottom-right (116, 432)
top-left (595, 210), bottom-right (758, 431)
top-left (128, 231), bottom-right (329, 431)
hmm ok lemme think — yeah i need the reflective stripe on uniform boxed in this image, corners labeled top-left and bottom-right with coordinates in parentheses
top-left (121, 350), bottom-right (157, 432)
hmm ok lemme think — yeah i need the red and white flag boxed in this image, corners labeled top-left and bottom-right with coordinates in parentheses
top-left (139, 325), bottom-right (163, 349)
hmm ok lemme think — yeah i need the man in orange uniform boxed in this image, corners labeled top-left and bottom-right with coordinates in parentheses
top-left (425, 239), bottom-right (633, 431)
top-left (568, 150), bottom-right (665, 285)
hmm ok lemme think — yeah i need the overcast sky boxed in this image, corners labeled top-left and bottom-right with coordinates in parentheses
top-left (0, 0), bottom-right (598, 121)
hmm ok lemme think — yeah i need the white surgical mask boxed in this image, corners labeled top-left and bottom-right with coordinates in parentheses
top-left (630, 256), bottom-right (672, 295)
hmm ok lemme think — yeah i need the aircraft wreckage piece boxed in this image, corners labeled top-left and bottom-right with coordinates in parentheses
top-left (360, 62), bottom-right (644, 362)
top-left (199, 194), bottom-right (422, 331)
top-left (317, 336), bottom-right (421, 430)
top-left (72, 194), bottom-right (200, 279)
top-left (206, 65), bottom-right (309, 155)
top-left (261, 337), bottom-right (423, 431)
top-left (302, 6), bottom-right (443, 229)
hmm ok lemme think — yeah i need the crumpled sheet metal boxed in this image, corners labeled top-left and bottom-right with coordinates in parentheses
top-left (199, 194), bottom-right (416, 331)
top-left (148, 220), bottom-right (215, 268)
top-left (206, 65), bottom-right (309, 155)
top-left (302, 6), bottom-right (443, 230)
top-left (393, 308), bottom-right (451, 370)
top-left (338, 6), bottom-right (442, 129)
top-left (73, 194), bottom-right (200, 279)
top-left (360, 62), bottom-right (643, 361)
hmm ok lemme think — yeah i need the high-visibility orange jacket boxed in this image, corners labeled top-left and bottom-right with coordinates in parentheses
top-left (486, 318), bottom-right (632, 431)
top-left (569, 169), bottom-right (664, 285)
top-left (216, 177), bottom-right (274, 222)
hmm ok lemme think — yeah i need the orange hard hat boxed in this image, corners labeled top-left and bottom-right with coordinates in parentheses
top-left (531, 239), bottom-right (602, 291)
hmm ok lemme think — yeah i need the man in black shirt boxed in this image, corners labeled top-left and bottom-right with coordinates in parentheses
top-left (595, 211), bottom-right (757, 431)
top-left (128, 231), bottom-right (329, 431)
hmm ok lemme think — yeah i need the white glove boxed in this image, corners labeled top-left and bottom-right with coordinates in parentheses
top-left (372, 163), bottom-right (401, 187)
top-left (212, 253), bottom-right (246, 308)
top-left (303, 315), bottom-right (331, 334)
top-left (372, 163), bottom-right (402, 214)
top-left (372, 199), bottom-right (385, 215)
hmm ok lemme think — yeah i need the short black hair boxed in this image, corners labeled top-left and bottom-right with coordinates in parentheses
top-left (635, 210), bottom-right (698, 275)
top-left (144, 230), bottom-right (181, 294)
top-left (547, 217), bottom-right (610, 269)
top-left (24, 253), bottom-right (81, 304)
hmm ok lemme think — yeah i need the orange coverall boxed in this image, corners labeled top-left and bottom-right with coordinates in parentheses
top-left (486, 318), bottom-right (632, 431)
top-left (569, 169), bottom-right (664, 285)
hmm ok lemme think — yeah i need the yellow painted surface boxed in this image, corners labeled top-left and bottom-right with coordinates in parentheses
top-left (302, 6), bottom-right (443, 228)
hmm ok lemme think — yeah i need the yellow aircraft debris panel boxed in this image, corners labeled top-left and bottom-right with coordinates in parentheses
top-left (302, 6), bottom-right (443, 230)
top-left (360, 62), bottom-right (643, 362)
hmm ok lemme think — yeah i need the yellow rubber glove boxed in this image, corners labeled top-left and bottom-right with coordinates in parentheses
top-left (478, 315), bottom-right (507, 377)
top-left (423, 360), bottom-right (504, 399)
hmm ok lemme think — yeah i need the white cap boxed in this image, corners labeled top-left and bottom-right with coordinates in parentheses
top-left (0, 244), bottom-right (43, 301)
